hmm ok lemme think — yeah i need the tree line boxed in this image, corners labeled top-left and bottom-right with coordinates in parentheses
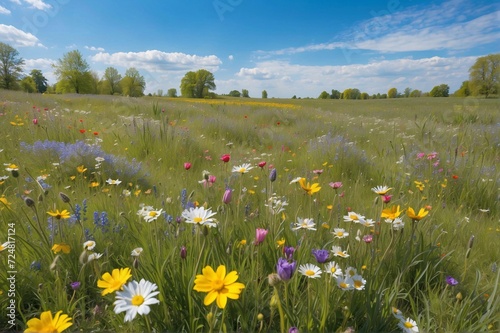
top-left (1, 42), bottom-right (498, 99)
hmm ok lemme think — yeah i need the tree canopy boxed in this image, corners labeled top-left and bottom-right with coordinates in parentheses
top-left (100, 67), bottom-right (122, 95)
top-left (53, 50), bottom-right (93, 94)
top-left (0, 42), bottom-right (24, 90)
top-left (429, 84), bottom-right (450, 97)
top-left (180, 69), bottom-right (216, 98)
top-left (30, 69), bottom-right (48, 93)
top-left (469, 54), bottom-right (499, 98)
top-left (120, 68), bottom-right (145, 97)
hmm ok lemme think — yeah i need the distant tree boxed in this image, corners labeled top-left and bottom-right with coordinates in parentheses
top-left (180, 69), bottom-right (216, 98)
top-left (20, 76), bottom-right (36, 93)
top-left (409, 90), bottom-right (422, 97)
top-left (100, 67), bottom-right (122, 95)
top-left (29, 69), bottom-right (48, 93)
top-left (0, 42), bottom-right (24, 90)
top-left (291, 95), bottom-right (297, 99)
top-left (228, 90), bottom-right (241, 97)
top-left (330, 89), bottom-right (341, 99)
top-left (403, 87), bottom-right (412, 98)
top-left (360, 92), bottom-right (370, 100)
top-left (262, 90), bottom-right (268, 99)
top-left (167, 88), bottom-right (177, 97)
top-left (429, 84), bottom-right (449, 97)
top-left (469, 54), bottom-right (500, 98)
top-left (157, 89), bottom-right (163, 97)
top-left (242, 89), bottom-right (249, 98)
top-left (120, 68), bottom-right (145, 97)
top-left (318, 91), bottom-right (329, 99)
top-left (380, 93), bottom-right (388, 99)
top-left (388, 87), bottom-right (398, 98)
top-left (53, 50), bottom-right (95, 94)
top-left (342, 88), bottom-right (361, 99)
top-left (454, 81), bottom-right (471, 97)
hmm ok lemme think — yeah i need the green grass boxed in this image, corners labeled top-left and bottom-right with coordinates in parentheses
top-left (0, 90), bottom-right (499, 332)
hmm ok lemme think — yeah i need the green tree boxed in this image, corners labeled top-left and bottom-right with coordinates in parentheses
top-left (0, 42), bottom-right (24, 90)
top-left (454, 81), bottom-right (470, 97)
top-left (167, 88), bottom-right (177, 97)
top-left (29, 69), bottom-right (48, 93)
top-left (228, 90), bottom-right (241, 97)
top-left (242, 89), bottom-right (249, 97)
top-left (53, 50), bottom-right (93, 94)
top-left (410, 90), bottom-right (422, 97)
top-left (429, 84), bottom-right (449, 97)
top-left (342, 88), bottom-right (361, 99)
top-left (388, 87), bottom-right (398, 98)
top-left (20, 76), bottom-right (36, 93)
top-left (100, 67), bottom-right (122, 95)
top-left (330, 89), bottom-right (341, 99)
top-left (404, 87), bottom-right (412, 97)
top-left (120, 68), bottom-right (145, 97)
top-left (180, 69), bottom-right (216, 98)
top-left (360, 92), bottom-right (370, 100)
top-left (262, 90), bottom-right (268, 99)
top-left (469, 54), bottom-right (500, 98)
top-left (318, 91), bottom-right (329, 99)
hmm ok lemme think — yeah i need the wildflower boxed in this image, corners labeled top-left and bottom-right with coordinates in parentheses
top-left (222, 188), bottom-right (232, 204)
top-left (313, 169), bottom-right (323, 175)
top-left (343, 212), bottom-right (365, 223)
top-left (269, 168), bottom-right (277, 182)
top-left (381, 205), bottom-right (402, 220)
top-left (336, 275), bottom-right (354, 290)
top-left (184, 162), bottom-right (192, 170)
top-left (276, 238), bottom-right (286, 248)
top-left (283, 246), bottom-right (295, 260)
top-left (258, 161), bottom-right (266, 168)
top-left (371, 185), bottom-right (392, 195)
top-left (362, 234), bottom-right (373, 243)
top-left (360, 219), bottom-right (375, 227)
top-left (97, 267), bottom-right (132, 296)
top-left (392, 307), bottom-right (404, 320)
top-left (446, 276), bottom-right (458, 286)
top-left (298, 263), bottom-right (322, 278)
top-left (181, 206), bottom-right (218, 228)
top-left (232, 163), bottom-right (254, 174)
top-left (87, 253), bottom-right (103, 262)
top-left (82, 240), bottom-right (95, 251)
top-left (292, 217), bottom-right (316, 231)
top-left (52, 243), bottom-right (71, 254)
top-left (312, 249), bottom-right (329, 263)
top-left (5, 163), bottom-right (19, 172)
top-left (398, 317), bottom-right (419, 333)
top-left (106, 178), bottom-right (122, 185)
top-left (391, 217), bottom-right (405, 230)
top-left (254, 228), bottom-right (268, 245)
top-left (220, 154), bottom-right (231, 163)
top-left (352, 274), bottom-right (366, 290)
top-left (70, 281), bottom-right (81, 290)
top-left (76, 165), bottom-right (87, 173)
top-left (324, 261), bottom-right (343, 278)
top-left (382, 194), bottom-right (392, 203)
top-left (414, 181), bottom-right (425, 192)
top-left (332, 246), bottom-right (349, 258)
top-left (131, 247), bottom-right (143, 256)
top-left (0, 241), bottom-right (10, 251)
top-left (329, 181), bottom-right (343, 189)
top-left (180, 246), bottom-right (187, 259)
top-left (289, 327), bottom-right (299, 333)
top-left (89, 181), bottom-right (100, 187)
top-left (113, 279), bottom-right (160, 322)
top-left (47, 209), bottom-right (71, 220)
top-left (332, 228), bottom-right (349, 239)
top-left (24, 310), bottom-right (72, 333)
top-left (345, 266), bottom-right (357, 277)
top-left (143, 209), bottom-right (163, 223)
top-left (276, 257), bottom-right (297, 281)
top-left (298, 177), bottom-right (321, 195)
top-left (406, 207), bottom-right (429, 221)
top-left (193, 265), bottom-right (245, 309)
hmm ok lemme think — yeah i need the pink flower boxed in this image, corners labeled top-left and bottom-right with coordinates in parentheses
top-left (313, 169), bottom-right (323, 175)
top-left (416, 152), bottom-right (425, 159)
top-left (184, 162), bottom-right (192, 170)
top-left (363, 235), bottom-right (373, 243)
top-left (427, 152), bottom-right (438, 160)
top-left (382, 195), bottom-right (392, 203)
top-left (208, 175), bottom-right (216, 184)
top-left (222, 188), bottom-right (232, 204)
top-left (329, 182), bottom-right (343, 189)
top-left (254, 228), bottom-right (268, 245)
top-left (220, 154), bottom-right (231, 163)
top-left (32, 118), bottom-right (38, 125)
top-left (258, 161), bottom-right (267, 169)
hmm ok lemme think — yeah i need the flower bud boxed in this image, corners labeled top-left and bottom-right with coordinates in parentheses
top-left (24, 196), bottom-right (35, 208)
top-left (456, 292), bottom-right (463, 301)
top-left (180, 246), bottom-right (187, 259)
top-left (59, 192), bottom-right (71, 203)
top-left (268, 273), bottom-right (281, 286)
top-left (269, 168), bottom-right (277, 182)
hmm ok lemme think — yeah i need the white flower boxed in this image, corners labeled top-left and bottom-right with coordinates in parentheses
top-left (332, 228), bottom-right (349, 239)
top-left (332, 245), bottom-right (349, 258)
top-left (131, 247), bottom-right (143, 257)
top-left (371, 185), bottom-right (392, 195)
top-left (324, 261), bottom-right (343, 278)
top-left (143, 209), bottom-right (163, 223)
top-left (398, 317), bottom-right (419, 333)
top-left (106, 178), bottom-right (122, 185)
top-left (266, 195), bottom-right (288, 215)
top-left (392, 307), bottom-right (404, 320)
top-left (292, 218), bottom-right (316, 231)
top-left (289, 177), bottom-right (302, 184)
top-left (114, 279), bottom-right (160, 322)
top-left (87, 253), bottom-right (103, 262)
top-left (95, 157), bottom-right (105, 162)
top-left (336, 275), bottom-right (354, 290)
top-left (343, 212), bottom-right (365, 223)
top-left (0, 241), bottom-right (10, 252)
top-left (181, 207), bottom-right (218, 228)
top-left (360, 219), bottom-right (376, 227)
top-left (232, 163), bottom-right (254, 174)
top-left (344, 266), bottom-right (357, 277)
top-left (351, 274), bottom-right (366, 290)
top-left (83, 240), bottom-right (96, 251)
top-left (298, 263), bottom-right (322, 278)
top-left (391, 217), bottom-right (405, 230)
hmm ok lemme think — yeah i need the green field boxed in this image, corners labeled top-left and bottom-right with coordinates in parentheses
top-left (1, 90), bottom-right (499, 332)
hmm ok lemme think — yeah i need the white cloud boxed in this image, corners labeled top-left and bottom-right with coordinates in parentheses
top-left (228, 55), bottom-right (234, 61)
top-left (90, 50), bottom-right (222, 73)
top-left (23, 0), bottom-right (51, 11)
top-left (85, 45), bottom-right (105, 52)
top-left (23, 58), bottom-right (57, 83)
top-left (0, 6), bottom-right (11, 14)
top-left (221, 56), bottom-right (477, 98)
top-left (0, 24), bottom-right (43, 47)
top-left (9, 0), bottom-right (21, 5)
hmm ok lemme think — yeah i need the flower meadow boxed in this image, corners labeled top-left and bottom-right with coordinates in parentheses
top-left (0, 90), bottom-right (499, 332)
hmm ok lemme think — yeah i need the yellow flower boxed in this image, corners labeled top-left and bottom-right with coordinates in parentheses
top-left (24, 310), bottom-right (73, 333)
top-left (238, 239), bottom-right (247, 247)
top-left (89, 182), bottom-right (100, 188)
top-left (76, 165), bottom-right (87, 173)
top-left (193, 265), bottom-right (245, 309)
top-left (298, 177), bottom-right (321, 195)
top-left (0, 195), bottom-right (12, 210)
top-left (47, 209), bottom-right (71, 220)
top-left (97, 267), bottom-right (132, 296)
top-left (381, 205), bottom-right (402, 220)
top-left (51, 243), bottom-right (71, 254)
top-left (276, 238), bottom-right (285, 248)
top-left (407, 207), bottom-right (429, 221)
top-left (414, 181), bottom-right (425, 192)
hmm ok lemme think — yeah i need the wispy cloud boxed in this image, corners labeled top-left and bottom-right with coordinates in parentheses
top-left (0, 24), bottom-right (44, 47)
top-left (22, 0), bottom-right (51, 10)
top-left (0, 5), bottom-right (11, 14)
top-left (23, 58), bottom-right (57, 82)
top-left (85, 45), bottom-right (105, 52)
top-left (90, 50), bottom-right (222, 72)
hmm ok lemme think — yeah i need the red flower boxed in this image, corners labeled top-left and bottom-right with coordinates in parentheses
top-left (258, 161), bottom-right (266, 169)
top-left (184, 162), bottom-right (192, 170)
top-left (220, 154), bottom-right (230, 163)
top-left (79, 129), bottom-right (86, 134)
top-left (93, 132), bottom-right (99, 136)
top-left (452, 175), bottom-right (459, 179)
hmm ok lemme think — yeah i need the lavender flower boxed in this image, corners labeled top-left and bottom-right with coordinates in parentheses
top-left (277, 257), bottom-right (296, 281)
top-left (312, 249), bottom-right (329, 263)
top-left (446, 276), bottom-right (458, 286)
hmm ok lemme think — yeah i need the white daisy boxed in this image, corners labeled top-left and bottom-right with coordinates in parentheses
top-left (398, 317), bottom-right (419, 333)
top-left (232, 163), bottom-right (254, 174)
top-left (344, 266), bottom-right (357, 277)
top-left (351, 274), bottom-right (366, 290)
top-left (343, 212), bottom-right (365, 223)
top-left (87, 253), bottom-right (103, 262)
top-left (292, 218), bottom-right (316, 231)
top-left (392, 307), bottom-right (404, 320)
top-left (332, 245), bottom-right (349, 258)
top-left (336, 275), bottom-right (354, 290)
top-left (114, 279), bottom-right (160, 322)
top-left (324, 261), bottom-right (343, 278)
top-left (106, 178), bottom-right (122, 185)
top-left (0, 241), bottom-right (10, 252)
top-left (131, 247), bottom-right (143, 257)
top-left (181, 206), bottom-right (218, 228)
top-left (298, 263), bottom-right (322, 279)
top-left (83, 240), bottom-right (96, 251)
top-left (289, 177), bottom-right (302, 184)
top-left (360, 219), bottom-right (376, 227)
top-left (371, 185), bottom-right (393, 195)
top-left (332, 228), bottom-right (349, 239)
top-left (143, 209), bottom-right (163, 223)
top-left (391, 217), bottom-right (405, 230)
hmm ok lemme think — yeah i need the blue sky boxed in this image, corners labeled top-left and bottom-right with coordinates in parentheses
top-left (1, 0), bottom-right (499, 97)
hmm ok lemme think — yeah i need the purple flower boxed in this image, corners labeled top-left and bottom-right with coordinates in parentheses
top-left (180, 246), bottom-right (187, 259)
top-left (289, 327), bottom-right (299, 333)
top-left (446, 276), bottom-right (458, 286)
top-left (277, 257), bottom-right (296, 281)
top-left (222, 188), bottom-right (232, 204)
top-left (363, 234), bottom-right (373, 243)
top-left (284, 246), bottom-right (295, 260)
top-left (312, 249), bottom-right (329, 263)
top-left (254, 228), bottom-right (268, 245)
top-left (70, 281), bottom-right (81, 290)
top-left (269, 168), bottom-right (277, 182)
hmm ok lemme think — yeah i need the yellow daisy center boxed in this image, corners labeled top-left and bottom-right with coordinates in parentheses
top-left (330, 267), bottom-right (337, 273)
top-left (349, 214), bottom-right (358, 220)
top-left (337, 231), bottom-right (344, 237)
top-left (337, 252), bottom-right (345, 257)
top-left (239, 168), bottom-right (246, 173)
top-left (212, 279), bottom-right (225, 291)
top-left (354, 280), bottom-right (363, 288)
top-left (340, 282), bottom-right (348, 289)
top-left (305, 270), bottom-right (315, 276)
top-left (193, 217), bottom-right (203, 223)
top-left (131, 295), bottom-right (144, 306)
top-left (404, 322), bottom-right (414, 328)
top-left (149, 211), bottom-right (157, 217)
